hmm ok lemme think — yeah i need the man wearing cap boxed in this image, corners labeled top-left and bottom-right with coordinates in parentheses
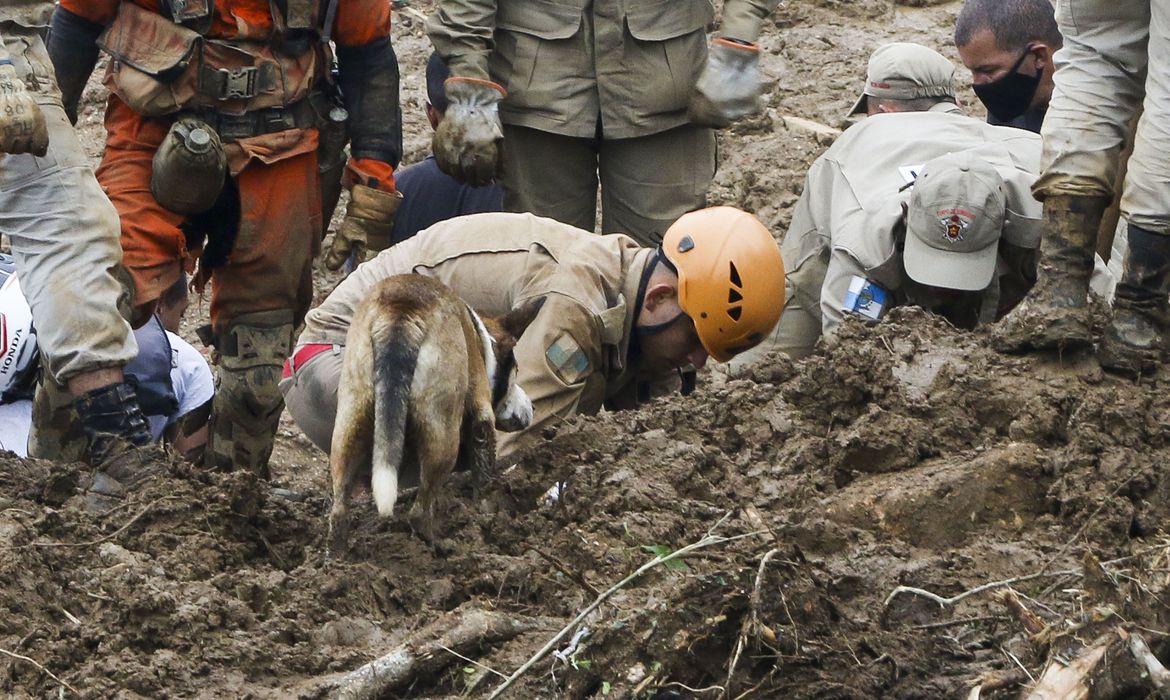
top-left (282, 208), bottom-right (785, 461)
top-left (848, 43), bottom-right (961, 117)
top-left (730, 43), bottom-right (1044, 366)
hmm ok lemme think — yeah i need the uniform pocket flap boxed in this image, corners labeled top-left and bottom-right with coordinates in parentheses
top-left (98, 2), bottom-right (200, 77)
top-left (496, 0), bottom-right (583, 40)
top-left (625, 0), bottom-right (713, 41)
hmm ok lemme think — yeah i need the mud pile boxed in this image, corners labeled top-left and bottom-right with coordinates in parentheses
top-left (8, 0), bottom-right (1169, 697)
top-left (1, 310), bottom-right (1168, 698)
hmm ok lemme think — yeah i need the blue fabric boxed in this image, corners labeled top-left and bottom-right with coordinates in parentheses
top-left (391, 155), bottom-right (504, 245)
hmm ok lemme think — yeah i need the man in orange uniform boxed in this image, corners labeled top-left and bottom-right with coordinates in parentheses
top-left (47, 0), bottom-right (403, 476)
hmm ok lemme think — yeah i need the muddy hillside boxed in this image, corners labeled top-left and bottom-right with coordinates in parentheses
top-left (5, 0), bottom-right (1170, 698)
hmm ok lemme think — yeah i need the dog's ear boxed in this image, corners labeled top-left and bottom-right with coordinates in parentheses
top-left (500, 296), bottom-right (547, 339)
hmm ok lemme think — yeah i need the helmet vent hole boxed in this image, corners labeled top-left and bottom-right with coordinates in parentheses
top-left (728, 289), bottom-right (743, 304)
top-left (728, 306), bottom-right (743, 321)
top-left (729, 261), bottom-right (742, 288)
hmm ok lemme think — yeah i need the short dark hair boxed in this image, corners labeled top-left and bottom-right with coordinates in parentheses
top-left (954, 0), bottom-right (1062, 52)
top-left (159, 270), bottom-right (188, 311)
top-left (425, 51), bottom-right (451, 114)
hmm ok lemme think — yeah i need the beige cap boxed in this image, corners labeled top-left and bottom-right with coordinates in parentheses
top-left (903, 151), bottom-right (1007, 292)
top-left (849, 42), bottom-right (957, 115)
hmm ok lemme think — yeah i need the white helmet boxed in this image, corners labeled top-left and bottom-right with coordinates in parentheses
top-left (0, 254), bottom-right (39, 401)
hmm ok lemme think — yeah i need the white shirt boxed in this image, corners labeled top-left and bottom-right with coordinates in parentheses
top-left (0, 332), bottom-right (214, 457)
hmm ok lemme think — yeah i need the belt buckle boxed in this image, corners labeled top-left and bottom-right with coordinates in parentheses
top-left (261, 109), bottom-right (293, 134)
top-left (209, 66), bottom-right (259, 100)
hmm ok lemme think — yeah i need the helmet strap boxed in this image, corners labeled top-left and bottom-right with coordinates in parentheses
top-left (633, 249), bottom-right (685, 337)
top-left (635, 310), bottom-right (686, 337)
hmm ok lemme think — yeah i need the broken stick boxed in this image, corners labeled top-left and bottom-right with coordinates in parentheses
top-left (317, 605), bottom-right (535, 700)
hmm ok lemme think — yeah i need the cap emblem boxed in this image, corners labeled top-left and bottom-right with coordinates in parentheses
top-left (937, 208), bottom-right (973, 243)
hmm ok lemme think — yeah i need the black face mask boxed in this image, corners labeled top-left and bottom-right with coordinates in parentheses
top-left (973, 46), bottom-right (1042, 122)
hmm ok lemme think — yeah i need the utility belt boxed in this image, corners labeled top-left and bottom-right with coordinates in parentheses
top-left (184, 90), bottom-right (327, 142)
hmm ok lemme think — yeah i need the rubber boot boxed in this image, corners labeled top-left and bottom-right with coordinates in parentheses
top-left (205, 310), bottom-right (295, 478)
top-left (992, 195), bottom-right (1110, 352)
top-left (1097, 224), bottom-right (1170, 376)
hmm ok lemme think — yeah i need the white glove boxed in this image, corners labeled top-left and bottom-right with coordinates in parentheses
top-left (432, 77), bottom-right (506, 187)
top-left (0, 59), bottom-right (48, 156)
top-left (688, 38), bottom-right (763, 129)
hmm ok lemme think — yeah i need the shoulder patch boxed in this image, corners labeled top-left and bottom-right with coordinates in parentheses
top-left (545, 332), bottom-right (591, 385)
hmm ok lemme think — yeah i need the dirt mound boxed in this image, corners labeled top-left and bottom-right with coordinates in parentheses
top-left (2, 310), bottom-right (1169, 698)
top-left (8, 0), bottom-right (1169, 697)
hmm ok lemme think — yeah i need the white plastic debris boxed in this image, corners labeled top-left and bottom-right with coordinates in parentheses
top-left (540, 480), bottom-right (568, 507)
top-left (552, 627), bottom-right (590, 663)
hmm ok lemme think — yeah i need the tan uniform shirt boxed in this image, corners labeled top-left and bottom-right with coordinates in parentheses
top-left (299, 212), bottom-right (658, 453)
top-left (0, 1), bottom-right (53, 27)
top-left (754, 106), bottom-right (1044, 360)
top-left (426, 0), bottom-right (780, 139)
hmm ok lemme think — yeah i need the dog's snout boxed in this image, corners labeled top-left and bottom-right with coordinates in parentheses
top-left (495, 384), bottom-right (533, 432)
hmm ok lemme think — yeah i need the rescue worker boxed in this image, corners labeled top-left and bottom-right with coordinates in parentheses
top-left (0, 265), bottom-right (214, 462)
top-left (731, 44), bottom-right (1045, 366)
top-left (47, 0), bottom-right (403, 476)
top-left (954, 0), bottom-right (1061, 133)
top-left (993, 1), bottom-right (1169, 377)
top-left (282, 207), bottom-right (785, 460)
top-left (0, 3), bottom-right (160, 486)
top-left (426, 0), bottom-right (781, 247)
top-left (846, 42), bottom-right (959, 118)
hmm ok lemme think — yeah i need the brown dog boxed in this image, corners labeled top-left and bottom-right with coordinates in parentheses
top-left (327, 274), bottom-right (544, 554)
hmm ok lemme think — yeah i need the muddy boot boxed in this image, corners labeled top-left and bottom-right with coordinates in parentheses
top-left (27, 370), bottom-right (88, 462)
top-left (205, 311), bottom-right (294, 478)
top-left (74, 381), bottom-right (168, 511)
top-left (1097, 225), bottom-right (1170, 376)
top-left (992, 195), bottom-right (1110, 352)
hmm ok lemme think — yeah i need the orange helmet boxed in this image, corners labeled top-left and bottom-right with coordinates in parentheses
top-left (661, 207), bottom-right (785, 362)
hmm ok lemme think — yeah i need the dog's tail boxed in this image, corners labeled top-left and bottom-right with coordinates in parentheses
top-left (370, 317), bottom-right (422, 516)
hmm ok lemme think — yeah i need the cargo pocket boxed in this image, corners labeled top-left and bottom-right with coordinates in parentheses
top-left (623, 0), bottom-right (713, 117)
top-left (492, 0), bottom-right (584, 110)
top-left (97, 2), bottom-right (202, 116)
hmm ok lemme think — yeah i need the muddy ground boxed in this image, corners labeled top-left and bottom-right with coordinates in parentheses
top-left (6, 0), bottom-right (1170, 698)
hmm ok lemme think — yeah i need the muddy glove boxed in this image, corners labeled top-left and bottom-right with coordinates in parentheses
top-left (0, 59), bottom-right (48, 156)
top-left (432, 77), bottom-right (505, 187)
top-left (688, 38), bottom-right (762, 129)
top-left (324, 184), bottom-right (404, 271)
